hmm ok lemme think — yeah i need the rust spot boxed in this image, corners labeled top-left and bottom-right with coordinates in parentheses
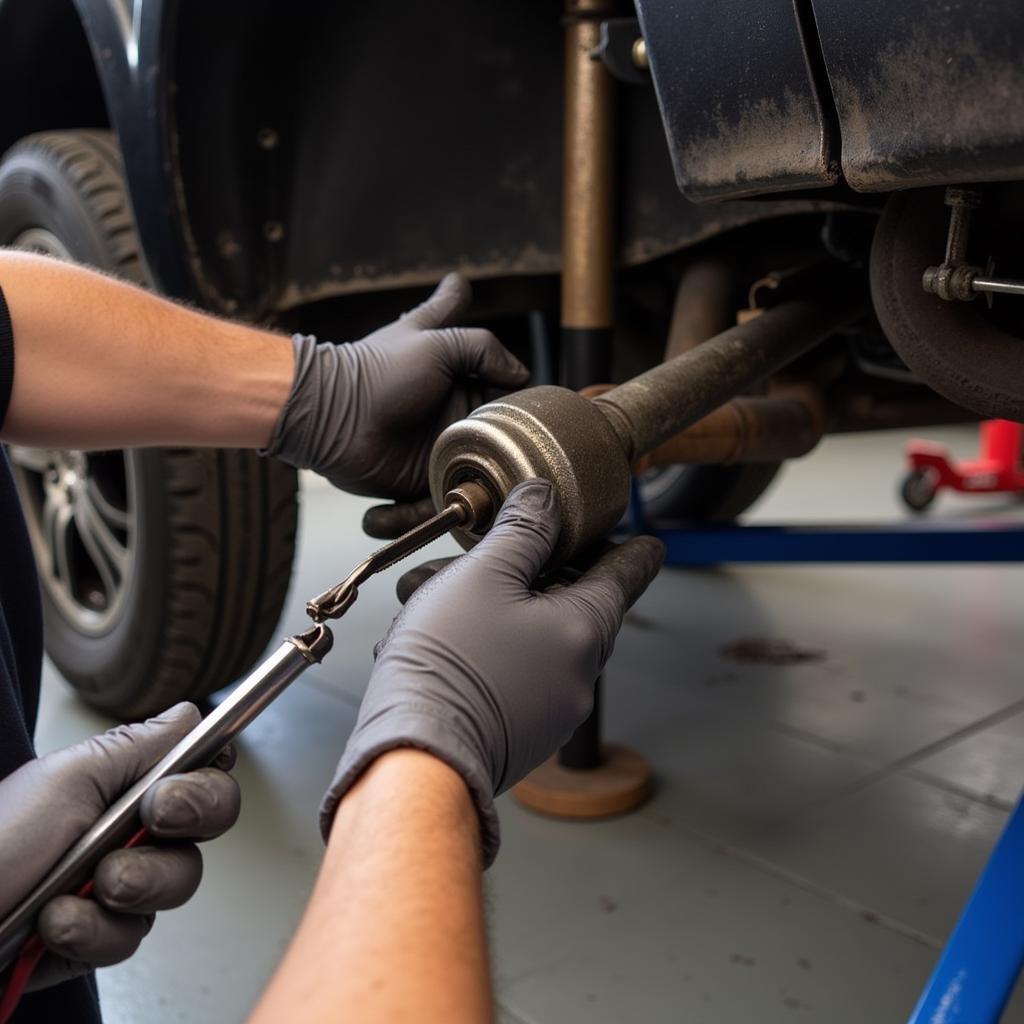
top-left (598, 895), bottom-right (618, 914)
top-left (719, 637), bottom-right (826, 665)
top-left (730, 953), bottom-right (757, 967)
top-left (216, 231), bottom-right (242, 260)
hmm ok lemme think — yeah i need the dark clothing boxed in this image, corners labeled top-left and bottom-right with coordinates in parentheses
top-left (0, 285), bottom-right (102, 1022)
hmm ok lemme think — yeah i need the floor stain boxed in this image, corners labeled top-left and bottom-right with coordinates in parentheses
top-left (719, 637), bottom-right (827, 666)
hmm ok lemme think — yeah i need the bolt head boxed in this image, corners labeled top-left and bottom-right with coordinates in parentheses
top-left (631, 37), bottom-right (649, 70)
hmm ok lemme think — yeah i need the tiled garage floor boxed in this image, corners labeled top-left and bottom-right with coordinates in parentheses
top-left (34, 426), bottom-right (1024, 1022)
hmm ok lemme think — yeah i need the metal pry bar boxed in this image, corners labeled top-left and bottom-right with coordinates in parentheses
top-left (0, 623), bottom-right (334, 974)
top-left (0, 480), bottom-right (495, 989)
top-left (305, 480), bottom-right (495, 623)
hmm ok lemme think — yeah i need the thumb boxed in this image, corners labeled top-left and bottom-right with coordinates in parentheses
top-left (66, 702), bottom-right (201, 809)
top-left (405, 272), bottom-right (471, 329)
top-left (437, 327), bottom-right (530, 389)
top-left (468, 479), bottom-right (560, 584)
top-left (552, 536), bottom-right (666, 653)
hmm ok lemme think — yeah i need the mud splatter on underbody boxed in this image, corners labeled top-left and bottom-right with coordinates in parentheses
top-left (832, 28), bottom-right (1024, 190)
top-left (678, 88), bottom-right (837, 200)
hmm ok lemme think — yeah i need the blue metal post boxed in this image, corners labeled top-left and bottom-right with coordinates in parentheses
top-left (649, 521), bottom-right (1024, 565)
top-left (909, 793), bottom-right (1024, 1023)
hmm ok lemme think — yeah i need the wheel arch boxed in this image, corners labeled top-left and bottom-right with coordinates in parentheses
top-left (0, 0), bottom-right (109, 158)
top-left (0, 128), bottom-right (300, 718)
top-left (0, 0), bottom-right (205, 302)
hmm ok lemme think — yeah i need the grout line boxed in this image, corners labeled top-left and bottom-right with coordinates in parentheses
top-left (763, 718), bottom-right (866, 757)
top-left (751, 699), bottom-right (1024, 823)
top-left (819, 696), bottom-right (1024, 806)
top-left (661, 817), bottom-right (943, 951)
top-left (881, 696), bottom-right (1024, 772)
top-left (904, 767), bottom-right (1017, 814)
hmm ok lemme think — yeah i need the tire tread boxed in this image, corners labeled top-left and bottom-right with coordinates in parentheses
top-left (1, 130), bottom-right (298, 717)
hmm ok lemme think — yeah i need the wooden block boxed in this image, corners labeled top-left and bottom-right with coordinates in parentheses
top-left (512, 744), bottom-right (651, 819)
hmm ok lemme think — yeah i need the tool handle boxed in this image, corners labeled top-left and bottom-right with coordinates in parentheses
top-left (0, 827), bottom-right (149, 1024)
top-left (0, 627), bottom-right (331, 972)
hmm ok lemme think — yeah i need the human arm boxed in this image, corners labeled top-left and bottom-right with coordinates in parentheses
top-left (0, 250), bottom-right (294, 450)
top-left (248, 480), bottom-right (665, 1021)
top-left (0, 703), bottom-right (239, 989)
top-left (249, 749), bottom-right (489, 1024)
top-left (0, 251), bottom-right (527, 499)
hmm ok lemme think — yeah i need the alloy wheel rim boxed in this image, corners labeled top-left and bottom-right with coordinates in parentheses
top-left (8, 446), bottom-right (137, 635)
top-left (6, 227), bottom-right (137, 635)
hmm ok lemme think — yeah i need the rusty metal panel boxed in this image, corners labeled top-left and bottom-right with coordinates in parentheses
top-left (813, 0), bottom-right (1024, 191)
top-left (166, 0), bottom-right (852, 317)
top-left (634, 0), bottom-right (838, 202)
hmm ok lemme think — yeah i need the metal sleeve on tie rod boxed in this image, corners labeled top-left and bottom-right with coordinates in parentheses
top-left (429, 279), bottom-right (866, 563)
top-left (593, 292), bottom-right (866, 462)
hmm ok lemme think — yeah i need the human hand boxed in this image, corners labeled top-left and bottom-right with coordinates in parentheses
top-left (321, 479), bottom-right (665, 865)
top-left (0, 703), bottom-right (239, 989)
top-left (263, 273), bottom-right (529, 501)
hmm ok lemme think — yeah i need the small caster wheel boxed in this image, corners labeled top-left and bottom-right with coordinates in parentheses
top-left (901, 469), bottom-right (938, 514)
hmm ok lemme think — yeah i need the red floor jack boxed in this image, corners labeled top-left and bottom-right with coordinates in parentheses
top-left (900, 419), bottom-right (1024, 513)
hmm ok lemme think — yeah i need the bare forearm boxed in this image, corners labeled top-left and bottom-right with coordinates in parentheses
top-left (249, 749), bottom-right (491, 1024)
top-left (0, 251), bottom-right (293, 449)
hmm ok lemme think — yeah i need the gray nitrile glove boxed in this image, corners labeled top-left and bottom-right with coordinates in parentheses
top-left (320, 479), bottom-right (666, 866)
top-left (0, 703), bottom-right (239, 989)
top-left (262, 272), bottom-right (529, 501)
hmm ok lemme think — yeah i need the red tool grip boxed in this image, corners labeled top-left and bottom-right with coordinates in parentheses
top-left (0, 826), bottom-right (149, 1023)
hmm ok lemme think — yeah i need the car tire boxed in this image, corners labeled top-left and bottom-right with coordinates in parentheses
top-left (638, 460), bottom-right (780, 522)
top-left (0, 130), bottom-right (299, 718)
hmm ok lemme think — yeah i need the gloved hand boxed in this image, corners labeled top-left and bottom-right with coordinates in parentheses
top-left (262, 272), bottom-right (529, 502)
top-left (321, 479), bottom-right (666, 866)
top-left (0, 703), bottom-right (239, 990)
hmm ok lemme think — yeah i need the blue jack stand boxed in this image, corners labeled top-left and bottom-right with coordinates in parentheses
top-left (628, 480), bottom-right (1024, 565)
top-left (647, 519), bottom-right (1024, 565)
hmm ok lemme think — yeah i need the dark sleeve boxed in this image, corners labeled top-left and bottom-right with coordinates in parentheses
top-left (0, 284), bottom-right (12, 430)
